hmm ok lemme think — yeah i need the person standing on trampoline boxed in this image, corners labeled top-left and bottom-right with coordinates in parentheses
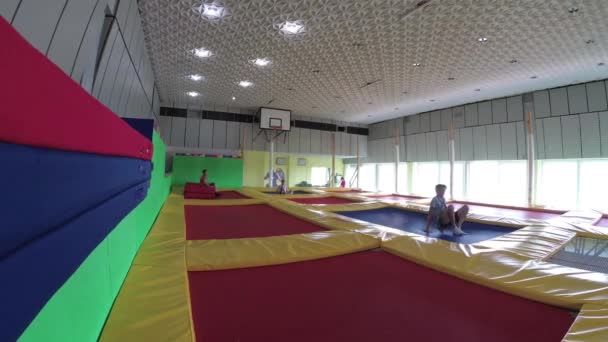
top-left (424, 184), bottom-right (468, 235)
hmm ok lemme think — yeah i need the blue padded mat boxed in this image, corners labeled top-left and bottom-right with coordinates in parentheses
top-left (338, 207), bottom-right (516, 244)
top-left (0, 142), bottom-right (150, 257)
top-left (264, 190), bottom-right (313, 195)
top-left (0, 181), bottom-right (148, 342)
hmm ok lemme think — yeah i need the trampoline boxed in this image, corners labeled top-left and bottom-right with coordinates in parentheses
top-left (186, 190), bottom-right (250, 200)
top-left (185, 204), bottom-right (326, 240)
top-left (187, 250), bottom-right (574, 342)
top-left (338, 207), bottom-right (517, 244)
top-left (326, 189), bottom-right (363, 193)
top-left (450, 201), bottom-right (563, 221)
top-left (288, 197), bottom-right (357, 205)
top-left (367, 194), bottom-right (423, 202)
top-left (264, 190), bottom-right (313, 195)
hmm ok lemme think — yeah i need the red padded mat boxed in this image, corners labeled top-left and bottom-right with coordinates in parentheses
top-left (450, 202), bottom-right (562, 221)
top-left (185, 191), bottom-right (250, 200)
top-left (288, 197), bottom-right (357, 204)
top-left (185, 204), bottom-right (325, 239)
top-left (188, 251), bottom-right (574, 342)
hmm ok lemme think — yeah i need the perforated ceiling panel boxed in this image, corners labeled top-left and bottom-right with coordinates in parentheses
top-left (139, 0), bottom-right (608, 123)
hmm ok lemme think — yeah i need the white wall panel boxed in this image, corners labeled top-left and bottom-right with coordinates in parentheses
top-left (108, 49), bottom-right (132, 112)
top-left (226, 121), bottom-right (240, 150)
top-left (420, 113), bottom-right (430, 133)
top-left (533, 90), bottom-right (551, 118)
top-left (486, 125), bottom-right (502, 160)
top-left (98, 40), bottom-right (126, 106)
top-left (500, 123), bottom-right (517, 160)
top-left (310, 129), bottom-right (321, 154)
top-left (580, 113), bottom-right (601, 158)
top-left (288, 128), bottom-right (300, 153)
top-left (543, 117), bottom-right (563, 158)
top-left (240, 122), bottom-right (252, 150)
top-left (587, 81), bottom-right (608, 112)
top-left (567, 84), bottom-right (588, 114)
top-left (11, 0), bottom-right (67, 54)
top-left (515, 121), bottom-right (526, 160)
top-left (459, 127), bottom-right (473, 160)
top-left (341, 132), bottom-right (351, 156)
top-left (452, 106), bottom-right (465, 128)
top-left (385, 138), bottom-right (394, 162)
top-left (453, 129), bottom-right (461, 161)
top-left (492, 99), bottom-right (507, 123)
top-left (561, 115), bottom-right (581, 158)
top-left (170, 117), bottom-right (186, 147)
top-left (472, 126), bottom-right (487, 160)
top-left (159, 116), bottom-right (172, 143)
top-left (430, 111), bottom-right (441, 131)
top-left (506, 95), bottom-right (524, 122)
top-left (465, 104), bottom-right (478, 127)
top-left (549, 88), bottom-right (569, 116)
top-left (440, 109), bottom-right (452, 130)
top-left (199, 120), bottom-right (213, 148)
top-left (0, 0), bottom-right (21, 20)
top-left (406, 135), bottom-right (416, 162)
top-left (415, 134), bottom-right (427, 162)
top-left (185, 118), bottom-right (200, 148)
top-left (600, 111), bottom-right (608, 158)
top-left (321, 131), bottom-right (331, 155)
top-left (535, 119), bottom-right (546, 159)
top-left (359, 136), bottom-right (368, 158)
top-left (399, 136), bottom-right (406, 161)
top-left (350, 134), bottom-right (358, 157)
top-left (212, 121), bottom-right (227, 149)
top-left (70, 2), bottom-right (105, 91)
top-left (478, 101), bottom-right (492, 125)
top-left (46, 0), bottom-right (98, 74)
top-left (436, 131), bottom-right (448, 161)
top-left (425, 132), bottom-right (438, 161)
top-left (406, 115), bottom-right (420, 135)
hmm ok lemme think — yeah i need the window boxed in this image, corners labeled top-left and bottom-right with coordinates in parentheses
top-left (359, 164), bottom-right (377, 191)
top-left (397, 163), bottom-right (408, 194)
top-left (467, 160), bottom-right (526, 205)
top-left (579, 160), bottom-right (608, 211)
top-left (344, 164), bottom-right (357, 187)
top-left (377, 163), bottom-right (396, 193)
top-left (536, 160), bottom-right (577, 209)
top-left (438, 162), bottom-right (465, 199)
top-left (310, 167), bottom-right (329, 186)
top-left (411, 162), bottom-right (439, 196)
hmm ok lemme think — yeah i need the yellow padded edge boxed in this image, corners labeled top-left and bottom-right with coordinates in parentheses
top-left (100, 195), bottom-right (195, 342)
top-left (382, 236), bottom-right (608, 310)
top-left (187, 231), bottom-right (380, 271)
top-left (563, 304), bottom-right (608, 341)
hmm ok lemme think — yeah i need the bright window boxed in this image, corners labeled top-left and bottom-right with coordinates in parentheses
top-left (397, 163), bottom-right (408, 194)
top-left (359, 164), bottom-right (377, 191)
top-left (310, 167), bottom-right (329, 187)
top-left (377, 163), bottom-right (396, 193)
top-left (579, 160), bottom-right (608, 211)
top-left (412, 162), bottom-right (440, 196)
top-left (344, 164), bottom-right (357, 187)
top-left (438, 162), bottom-right (465, 199)
top-left (536, 160), bottom-right (578, 209)
top-left (467, 160), bottom-right (526, 205)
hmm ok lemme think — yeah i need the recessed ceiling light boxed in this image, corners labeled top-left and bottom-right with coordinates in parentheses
top-left (429, 99), bottom-right (435, 102)
top-left (478, 37), bottom-right (488, 43)
top-left (286, 88), bottom-right (294, 91)
top-left (192, 47), bottom-right (212, 58)
top-left (252, 58), bottom-right (271, 67)
top-left (187, 91), bottom-right (200, 97)
top-left (586, 39), bottom-right (595, 45)
top-left (509, 59), bottom-right (518, 64)
top-left (474, 88), bottom-right (481, 91)
top-left (530, 75), bottom-right (538, 79)
top-left (394, 107), bottom-right (399, 110)
top-left (334, 96), bottom-right (342, 99)
top-left (447, 77), bottom-right (455, 80)
top-left (367, 115), bottom-right (372, 117)
top-left (193, 3), bottom-right (225, 20)
top-left (340, 110), bottom-right (345, 113)
top-left (403, 91), bottom-right (408, 94)
top-left (568, 7), bottom-right (579, 15)
top-left (231, 96), bottom-right (236, 100)
top-left (280, 21), bottom-right (304, 35)
top-left (188, 74), bottom-right (203, 81)
top-left (238, 80), bottom-right (253, 87)
top-left (312, 69), bottom-right (320, 73)
top-left (412, 63), bottom-right (421, 67)
top-left (368, 102), bottom-right (373, 105)
top-left (599, 62), bottom-right (606, 66)
top-left (312, 106), bottom-right (317, 109)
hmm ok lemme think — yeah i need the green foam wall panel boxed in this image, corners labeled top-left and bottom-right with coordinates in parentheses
top-left (171, 155), bottom-right (243, 188)
top-left (19, 132), bottom-right (171, 342)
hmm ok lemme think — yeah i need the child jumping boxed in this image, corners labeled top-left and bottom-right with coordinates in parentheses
top-left (340, 177), bottom-right (346, 188)
top-left (424, 184), bottom-right (468, 235)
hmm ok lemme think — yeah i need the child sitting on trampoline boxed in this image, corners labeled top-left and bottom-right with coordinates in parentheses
top-left (276, 177), bottom-right (290, 194)
top-left (200, 169), bottom-right (220, 197)
top-left (424, 184), bottom-right (468, 235)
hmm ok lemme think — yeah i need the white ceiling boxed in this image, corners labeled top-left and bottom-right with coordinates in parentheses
top-left (139, 0), bottom-right (608, 124)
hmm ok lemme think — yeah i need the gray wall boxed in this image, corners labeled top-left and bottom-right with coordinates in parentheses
top-left (158, 112), bottom-right (368, 158)
top-left (2, 0), bottom-right (160, 121)
top-left (368, 79), bottom-right (608, 162)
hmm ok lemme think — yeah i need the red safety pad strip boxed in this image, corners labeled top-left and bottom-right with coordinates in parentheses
top-left (450, 201), bottom-right (560, 221)
top-left (188, 250), bottom-right (574, 342)
top-left (288, 197), bottom-right (357, 204)
top-left (184, 191), bottom-right (250, 200)
top-left (185, 204), bottom-right (325, 240)
top-left (0, 18), bottom-right (152, 160)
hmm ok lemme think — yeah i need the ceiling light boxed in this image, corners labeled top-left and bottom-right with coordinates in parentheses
top-left (475, 89), bottom-right (481, 91)
top-left (238, 80), bottom-right (253, 87)
top-left (192, 47), bottom-right (212, 58)
top-left (280, 21), bottom-right (304, 35)
top-left (312, 69), bottom-right (321, 73)
top-left (568, 7), bottom-right (579, 15)
top-left (530, 75), bottom-right (538, 79)
top-left (412, 63), bottom-right (421, 67)
top-left (477, 37), bottom-right (488, 43)
top-left (312, 106), bottom-right (317, 109)
top-left (368, 102), bottom-right (373, 105)
top-left (286, 88), bottom-right (294, 91)
top-left (231, 96), bottom-right (236, 100)
top-left (193, 3), bottom-right (225, 20)
top-left (599, 62), bottom-right (606, 66)
top-left (252, 58), bottom-right (271, 67)
top-left (509, 59), bottom-right (518, 64)
top-left (430, 99), bottom-right (435, 102)
top-left (447, 77), bottom-right (455, 80)
top-left (394, 107), bottom-right (399, 110)
top-left (187, 91), bottom-right (200, 97)
top-left (586, 39), bottom-right (595, 45)
top-left (188, 74), bottom-right (203, 81)
top-left (403, 91), bottom-right (408, 94)
top-left (367, 115), bottom-right (373, 117)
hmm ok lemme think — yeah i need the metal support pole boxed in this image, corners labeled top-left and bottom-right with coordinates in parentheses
top-left (331, 132), bottom-right (336, 187)
top-left (526, 111), bottom-right (535, 206)
top-left (394, 128), bottom-right (400, 194)
top-left (268, 138), bottom-right (274, 187)
top-left (356, 136), bottom-right (360, 189)
top-left (448, 121), bottom-right (455, 200)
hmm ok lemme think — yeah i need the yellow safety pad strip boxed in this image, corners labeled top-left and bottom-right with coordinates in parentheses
top-left (99, 265), bottom-right (193, 342)
top-left (563, 304), bottom-right (608, 341)
top-left (187, 231), bottom-right (380, 271)
top-left (382, 236), bottom-right (608, 310)
top-left (101, 195), bottom-right (196, 341)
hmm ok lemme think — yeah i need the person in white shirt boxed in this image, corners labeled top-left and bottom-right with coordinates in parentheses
top-left (424, 184), bottom-right (468, 235)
